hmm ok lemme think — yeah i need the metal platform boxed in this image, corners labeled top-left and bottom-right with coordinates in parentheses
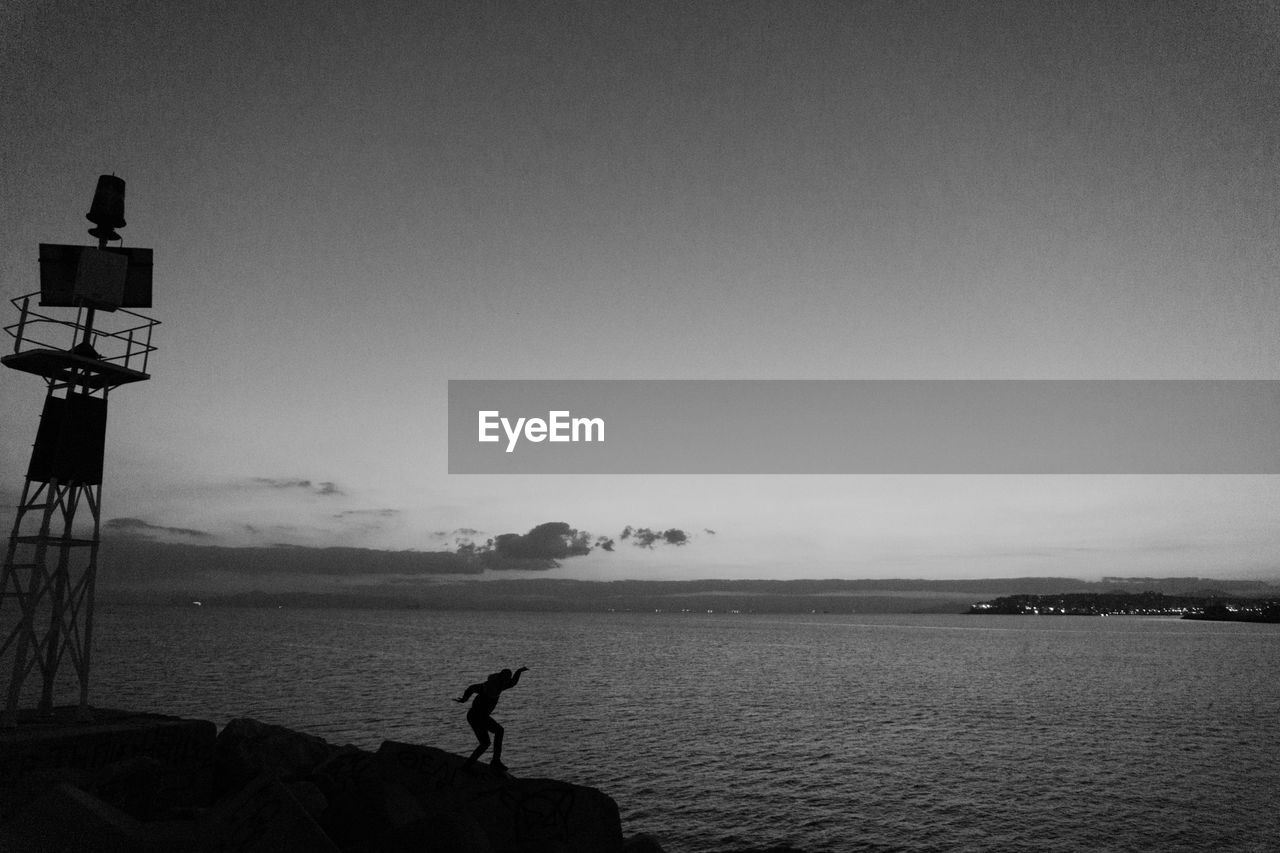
top-left (1, 348), bottom-right (150, 389)
top-left (3, 290), bottom-right (158, 390)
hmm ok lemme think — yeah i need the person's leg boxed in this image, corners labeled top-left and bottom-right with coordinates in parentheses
top-left (465, 715), bottom-right (491, 766)
top-left (489, 719), bottom-right (506, 768)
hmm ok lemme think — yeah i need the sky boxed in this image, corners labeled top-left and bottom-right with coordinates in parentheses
top-left (2, 0), bottom-right (1279, 582)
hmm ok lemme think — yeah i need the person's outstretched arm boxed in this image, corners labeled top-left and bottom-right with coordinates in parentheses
top-left (454, 682), bottom-right (482, 703)
top-left (508, 666), bottom-right (529, 688)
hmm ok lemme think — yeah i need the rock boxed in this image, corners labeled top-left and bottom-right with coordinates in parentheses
top-left (623, 832), bottom-right (668, 853)
top-left (0, 781), bottom-right (191, 853)
top-left (283, 778), bottom-right (328, 823)
top-left (4, 712), bottom-right (652, 852)
top-left (307, 745), bottom-right (390, 850)
top-left (0, 709), bottom-right (217, 813)
top-left (309, 749), bottom-right (496, 853)
top-left (0, 766), bottom-right (91, 823)
top-left (374, 741), bottom-right (625, 853)
top-left (376, 813), bottom-right (494, 853)
top-left (192, 773), bottom-right (340, 853)
top-left (82, 754), bottom-right (167, 820)
top-left (213, 718), bottom-right (341, 797)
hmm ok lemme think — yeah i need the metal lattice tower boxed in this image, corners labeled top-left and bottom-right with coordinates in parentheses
top-left (0, 176), bottom-right (158, 726)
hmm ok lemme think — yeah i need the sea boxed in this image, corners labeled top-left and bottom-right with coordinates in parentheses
top-left (75, 605), bottom-right (1280, 852)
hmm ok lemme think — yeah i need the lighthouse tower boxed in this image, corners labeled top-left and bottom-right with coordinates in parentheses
top-left (0, 176), bottom-right (159, 726)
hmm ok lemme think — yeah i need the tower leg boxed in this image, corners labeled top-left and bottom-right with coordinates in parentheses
top-left (78, 484), bottom-right (101, 722)
top-left (1, 475), bottom-right (103, 726)
top-left (2, 479), bottom-right (61, 726)
top-left (39, 483), bottom-right (77, 715)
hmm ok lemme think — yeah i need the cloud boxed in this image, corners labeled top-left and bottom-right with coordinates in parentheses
top-left (251, 478), bottom-right (346, 497)
top-left (253, 478), bottom-right (310, 489)
top-left (243, 522), bottom-right (304, 538)
top-left (427, 527), bottom-right (487, 548)
top-left (328, 508), bottom-right (403, 541)
top-left (492, 521), bottom-right (592, 561)
top-left (333, 509), bottom-right (400, 519)
top-left (105, 517), bottom-right (214, 540)
top-left (622, 526), bottom-right (689, 548)
top-left (464, 521), bottom-right (696, 570)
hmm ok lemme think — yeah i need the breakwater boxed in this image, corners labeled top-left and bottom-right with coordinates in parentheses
top-left (0, 709), bottom-right (671, 852)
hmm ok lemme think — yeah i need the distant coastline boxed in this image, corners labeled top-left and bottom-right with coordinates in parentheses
top-left (969, 591), bottom-right (1280, 622)
top-left (95, 572), bottom-right (1280, 617)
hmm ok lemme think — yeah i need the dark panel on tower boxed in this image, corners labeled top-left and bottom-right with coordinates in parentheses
top-left (38, 244), bottom-right (154, 309)
top-left (27, 394), bottom-right (108, 485)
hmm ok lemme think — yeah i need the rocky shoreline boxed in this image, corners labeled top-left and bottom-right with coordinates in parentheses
top-left (0, 710), bottom-right (674, 852)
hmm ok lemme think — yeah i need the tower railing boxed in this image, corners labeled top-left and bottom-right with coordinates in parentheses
top-left (5, 292), bottom-right (160, 377)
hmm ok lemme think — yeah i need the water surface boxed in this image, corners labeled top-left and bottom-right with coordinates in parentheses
top-left (83, 607), bottom-right (1279, 852)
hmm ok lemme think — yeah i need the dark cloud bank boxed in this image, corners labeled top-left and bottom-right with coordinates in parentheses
top-left (474, 521), bottom-right (690, 562)
top-left (100, 519), bottom-right (695, 590)
top-left (107, 517), bottom-right (215, 540)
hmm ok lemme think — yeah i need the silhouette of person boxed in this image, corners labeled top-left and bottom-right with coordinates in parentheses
top-left (455, 665), bottom-right (528, 770)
